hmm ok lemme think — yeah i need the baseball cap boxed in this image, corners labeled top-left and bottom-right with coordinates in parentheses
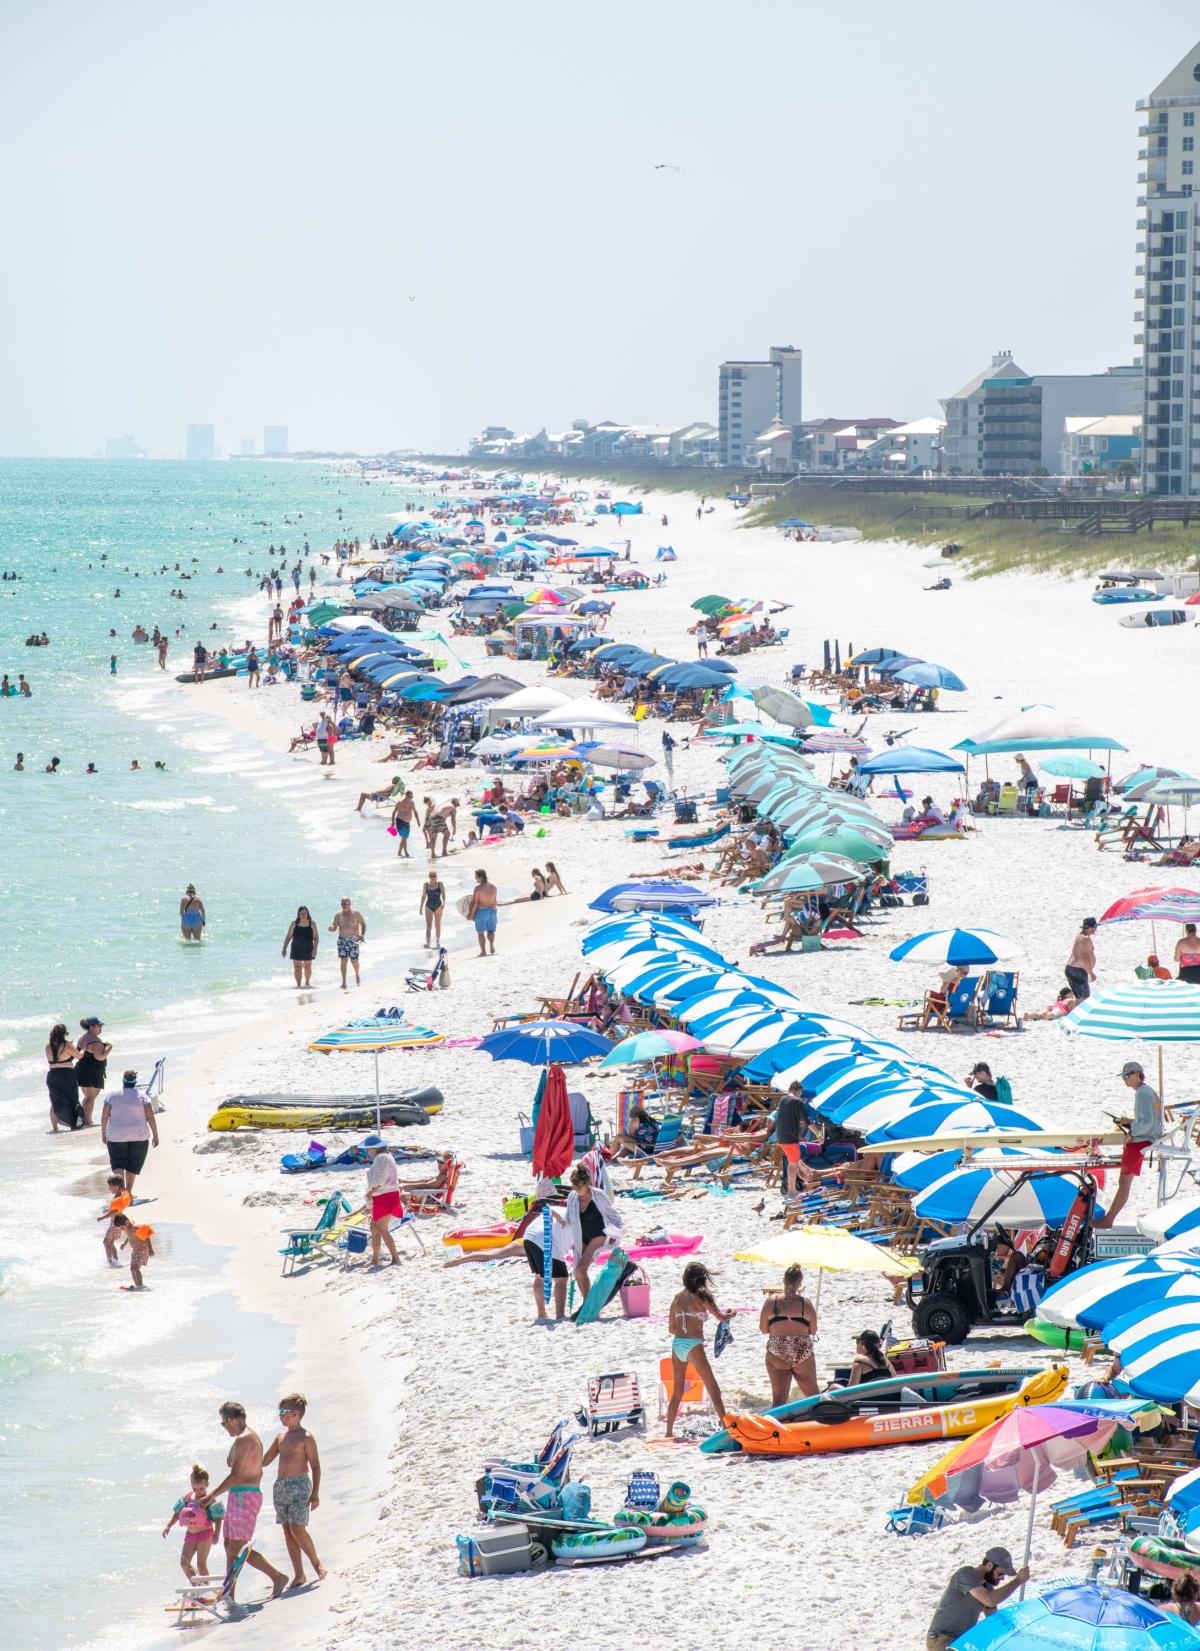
top-left (81, 1016), bottom-right (104, 1027)
top-left (984, 1547), bottom-right (1016, 1575)
top-left (1120, 1061), bottom-right (1145, 1079)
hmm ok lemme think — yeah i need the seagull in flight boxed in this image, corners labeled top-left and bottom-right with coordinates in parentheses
top-left (654, 163), bottom-right (685, 174)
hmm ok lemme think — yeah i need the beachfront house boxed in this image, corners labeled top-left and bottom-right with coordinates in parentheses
top-left (1062, 415), bottom-right (1143, 480)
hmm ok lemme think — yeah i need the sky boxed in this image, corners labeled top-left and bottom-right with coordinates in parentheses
top-left (1, 0), bottom-right (1198, 457)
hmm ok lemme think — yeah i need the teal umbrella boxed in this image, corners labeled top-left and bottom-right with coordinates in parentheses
top-left (1041, 755), bottom-right (1107, 781)
top-left (784, 823), bottom-right (890, 865)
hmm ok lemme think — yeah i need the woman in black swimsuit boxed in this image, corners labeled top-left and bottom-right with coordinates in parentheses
top-left (74, 1017), bottom-right (111, 1126)
top-left (565, 1165), bottom-right (623, 1301)
top-left (419, 872), bottom-right (445, 948)
top-left (282, 905), bottom-right (318, 987)
top-left (46, 1023), bottom-right (84, 1133)
top-left (848, 1328), bottom-right (895, 1386)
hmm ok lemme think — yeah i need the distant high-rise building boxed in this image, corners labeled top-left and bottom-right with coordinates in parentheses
top-left (104, 434), bottom-right (144, 460)
top-left (186, 424), bottom-right (216, 462)
top-left (1135, 39), bottom-right (1200, 495)
top-left (717, 345), bottom-right (803, 466)
top-left (263, 425), bottom-right (289, 456)
top-left (239, 437), bottom-right (255, 456)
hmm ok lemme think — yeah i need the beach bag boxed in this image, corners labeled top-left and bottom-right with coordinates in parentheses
top-left (625, 1472), bottom-right (660, 1510)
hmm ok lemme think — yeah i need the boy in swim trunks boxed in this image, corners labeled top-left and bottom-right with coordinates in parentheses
top-left (262, 1393), bottom-right (326, 1588)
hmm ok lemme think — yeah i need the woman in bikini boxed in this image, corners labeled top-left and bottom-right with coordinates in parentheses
top-left (419, 871), bottom-right (445, 947)
top-left (664, 1262), bottom-right (733, 1437)
top-left (759, 1264), bottom-right (818, 1404)
top-left (543, 861), bottom-right (567, 896)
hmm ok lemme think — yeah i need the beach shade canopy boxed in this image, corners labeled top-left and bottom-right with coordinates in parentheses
top-left (1140, 1195), bottom-right (1200, 1244)
top-left (783, 823), bottom-right (891, 865)
top-left (1106, 1297), bottom-right (1200, 1407)
top-left (949, 1582), bottom-right (1200, 1651)
top-left (308, 1017), bottom-right (446, 1128)
top-left (734, 1228), bottom-right (917, 1308)
top-left (954, 704), bottom-right (1128, 757)
top-left (1041, 755), bottom-right (1108, 781)
top-left (857, 745), bottom-right (966, 777)
top-left (1101, 887), bottom-right (1200, 927)
top-left (531, 1062), bottom-right (574, 1180)
top-left (589, 881), bottom-right (717, 914)
top-left (848, 647), bottom-right (906, 667)
top-left (913, 1164), bottom-right (1107, 1228)
top-left (476, 1020), bottom-right (612, 1066)
top-left (889, 928), bottom-right (1020, 966)
top-left (801, 731), bottom-right (871, 755)
top-left (750, 685), bottom-right (835, 730)
top-left (574, 742), bottom-right (655, 771)
top-left (891, 662), bottom-right (967, 692)
top-left (530, 700), bottom-right (639, 732)
top-left (1061, 980), bottom-right (1200, 1043)
top-left (1037, 1253), bottom-right (1200, 1330)
top-left (864, 1098), bottom-right (1045, 1143)
top-left (599, 1030), bottom-right (701, 1067)
top-left (482, 684), bottom-right (571, 723)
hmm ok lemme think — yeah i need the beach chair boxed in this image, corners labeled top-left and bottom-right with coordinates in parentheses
top-left (172, 1544), bottom-right (250, 1625)
top-left (279, 1191), bottom-right (349, 1275)
top-left (141, 1057), bottom-right (167, 1114)
top-left (567, 1091), bottom-right (597, 1153)
top-left (406, 1156), bottom-right (461, 1216)
top-left (995, 783), bottom-right (1019, 817)
top-left (656, 1356), bottom-right (713, 1423)
top-left (582, 1371), bottom-right (645, 1437)
top-left (978, 971), bottom-right (1020, 1029)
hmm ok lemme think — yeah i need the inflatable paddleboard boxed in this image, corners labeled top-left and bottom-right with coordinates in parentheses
top-left (209, 1100), bottom-right (437, 1132)
top-left (573, 1247), bottom-right (633, 1324)
top-left (1092, 588), bottom-right (1161, 605)
top-left (220, 1088), bottom-right (443, 1113)
top-left (597, 1233), bottom-right (702, 1264)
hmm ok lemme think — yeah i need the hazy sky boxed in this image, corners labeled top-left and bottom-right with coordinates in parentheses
top-left (2, 0), bottom-right (1197, 457)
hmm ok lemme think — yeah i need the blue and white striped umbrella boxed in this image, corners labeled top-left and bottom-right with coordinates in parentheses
top-left (1074, 1269), bottom-right (1200, 1334)
top-left (675, 988), bottom-right (795, 1025)
top-left (701, 1012), bottom-right (818, 1057)
top-left (889, 929), bottom-right (1020, 966)
top-left (865, 1098), bottom-right (1043, 1144)
top-left (1039, 1251), bottom-right (1200, 1330)
top-left (1062, 980), bottom-right (1200, 1043)
top-left (1140, 1196), bottom-right (1200, 1245)
top-left (913, 1162), bottom-right (1103, 1228)
top-left (1106, 1298), bottom-right (1200, 1405)
top-left (830, 1086), bottom-right (979, 1135)
top-left (891, 1146), bottom-right (1032, 1193)
top-left (666, 971), bottom-right (797, 1007)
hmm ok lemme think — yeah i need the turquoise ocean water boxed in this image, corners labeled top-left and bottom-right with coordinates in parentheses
top-left (0, 459), bottom-right (408, 1648)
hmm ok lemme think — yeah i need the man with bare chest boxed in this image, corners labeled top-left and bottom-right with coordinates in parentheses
top-left (202, 1400), bottom-right (288, 1602)
top-left (329, 896), bottom-right (366, 988)
top-left (262, 1393), bottom-right (326, 1589)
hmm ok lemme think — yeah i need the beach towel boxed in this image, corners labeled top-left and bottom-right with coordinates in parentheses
top-left (713, 1319), bottom-right (733, 1359)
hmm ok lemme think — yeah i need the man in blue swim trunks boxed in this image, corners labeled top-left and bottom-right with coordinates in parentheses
top-left (467, 868), bottom-right (498, 957)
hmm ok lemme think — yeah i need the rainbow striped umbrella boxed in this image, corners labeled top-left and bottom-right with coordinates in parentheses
top-left (801, 731), bottom-right (871, 755)
top-left (309, 1018), bottom-right (445, 1127)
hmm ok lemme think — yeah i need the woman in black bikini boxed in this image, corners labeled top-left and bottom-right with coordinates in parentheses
top-left (46, 1023), bottom-right (84, 1133)
top-left (758, 1264), bottom-right (818, 1403)
top-left (282, 905), bottom-right (318, 987)
top-left (419, 871), bottom-right (445, 948)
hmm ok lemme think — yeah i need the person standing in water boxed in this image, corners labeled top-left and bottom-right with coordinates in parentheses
top-left (328, 897), bottom-right (366, 988)
top-left (180, 885), bottom-right (206, 941)
top-left (75, 1017), bottom-right (111, 1127)
top-left (46, 1023), bottom-right (83, 1133)
top-left (391, 791), bottom-right (417, 858)
top-left (202, 1402), bottom-right (289, 1603)
top-left (419, 870), bottom-right (445, 947)
top-left (281, 906), bottom-right (318, 987)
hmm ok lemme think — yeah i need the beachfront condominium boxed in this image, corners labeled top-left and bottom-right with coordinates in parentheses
top-left (263, 424), bottom-right (289, 456)
top-left (1134, 38), bottom-right (1200, 495)
top-left (185, 423), bottom-right (216, 461)
top-left (718, 346), bottom-right (803, 466)
top-left (939, 353), bottom-right (1140, 476)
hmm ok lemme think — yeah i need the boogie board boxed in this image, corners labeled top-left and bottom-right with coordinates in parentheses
top-left (1025, 1318), bottom-right (1092, 1354)
top-left (573, 1247), bottom-right (634, 1325)
top-left (1119, 608), bottom-right (1193, 629)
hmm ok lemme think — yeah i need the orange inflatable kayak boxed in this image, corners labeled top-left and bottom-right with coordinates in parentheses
top-left (723, 1364), bottom-right (1068, 1456)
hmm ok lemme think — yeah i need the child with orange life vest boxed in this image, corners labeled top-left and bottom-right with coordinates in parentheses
top-left (111, 1211), bottom-right (154, 1288)
top-left (97, 1175), bottom-right (132, 1265)
top-left (163, 1465), bottom-right (224, 1579)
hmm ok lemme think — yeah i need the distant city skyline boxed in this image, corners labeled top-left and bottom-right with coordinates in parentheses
top-left (2, 0), bottom-right (1199, 457)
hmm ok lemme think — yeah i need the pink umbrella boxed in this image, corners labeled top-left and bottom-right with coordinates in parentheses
top-left (910, 1404), bottom-right (1118, 1596)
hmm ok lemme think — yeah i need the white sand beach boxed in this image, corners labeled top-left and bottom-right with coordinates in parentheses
top-left (55, 481), bottom-right (1200, 1651)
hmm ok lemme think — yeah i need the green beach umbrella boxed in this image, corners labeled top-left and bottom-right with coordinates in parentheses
top-left (785, 824), bottom-right (891, 866)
